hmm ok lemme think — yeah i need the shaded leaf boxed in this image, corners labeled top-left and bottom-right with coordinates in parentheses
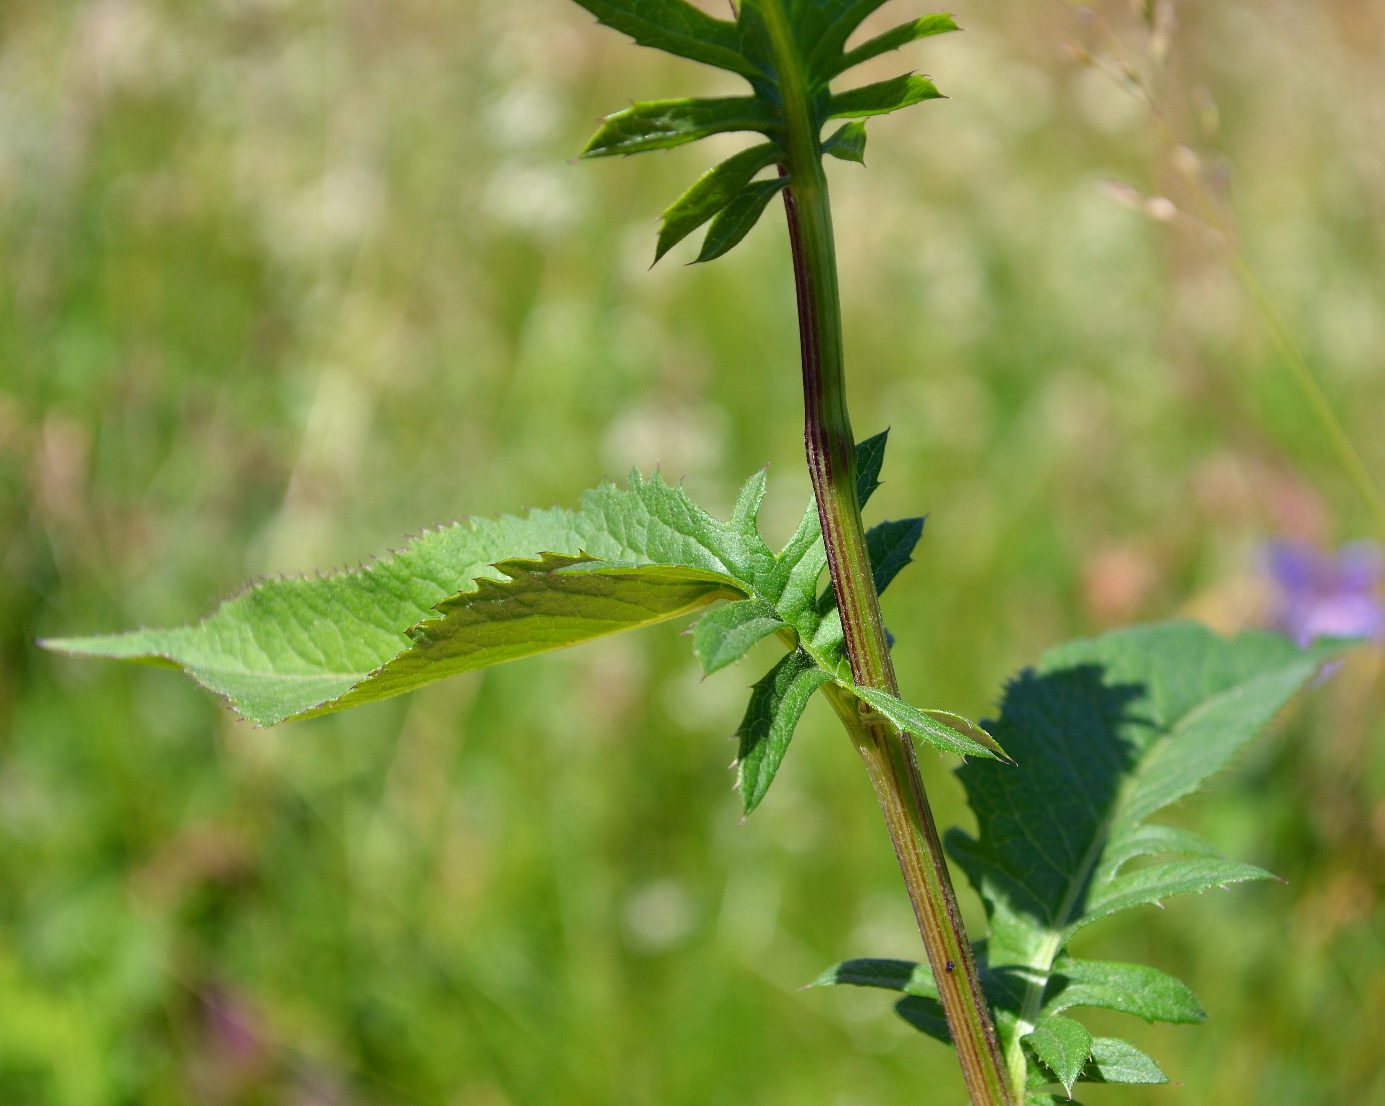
top-left (827, 74), bottom-right (944, 120)
top-left (825, 13), bottom-right (960, 80)
top-left (569, 0), bottom-right (756, 77)
top-left (581, 96), bottom-right (777, 158)
top-left (894, 994), bottom-right (952, 1044)
top-left (822, 120), bottom-right (867, 163)
top-left (811, 958), bottom-right (938, 999)
top-left (941, 622), bottom-right (1348, 1088)
top-left (855, 428), bottom-right (888, 506)
top-left (695, 177), bottom-right (788, 262)
top-left (735, 649), bottom-right (835, 813)
top-left (1027, 1015), bottom-right (1093, 1095)
top-left (655, 143), bottom-right (781, 263)
top-left (865, 517), bottom-right (925, 595)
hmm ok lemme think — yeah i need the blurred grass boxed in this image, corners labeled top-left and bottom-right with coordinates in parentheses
top-left (2, 0), bottom-right (1384, 1103)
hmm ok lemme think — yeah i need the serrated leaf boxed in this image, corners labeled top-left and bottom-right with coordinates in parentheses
top-left (1098, 824), bottom-right (1224, 882)
top-left (825, 13), bottom-right (960, 80)
top-left (827, 74), bottom-right (944, 121)
top-left (1027, 1015), bottom-right (1092, 1095)
top-left (692, 598), bottom-right (784, 675)
top-left (799, 1), bottom-right (893, 82)
top-left (855, 428), bottom-right (888, 507)
top-left (1044, 958), bottom-right (1205, 1024)
top-left (655, 143), bottom-right (781, 264)
top-left (735, 648), bottom-right (835, 813)
top-left (811, 958), bottom-right (939, 998)
top-left (1026, 1096), bottom-right (1088, 1106)
top-left (1078, 1037), bottom-right (1168, 1085)
top-left (865, 517), bottom-right (924, 595)
top-left (569, 0), bottom-right (757, 77)
top-left (1076, 858), bottom-right (1274, 936)
top-left (941, 622), bottom-right (1350, 1087)
top-left (822, 121), bottom-right (867, 163)
top-left (695, 177), bottom-right (788, 262)
top-left (849, 685), bottom-right (1012, 761)
top-left (581, 96), bottom-right (777, 158)
top-left (43, 471), bottom-right (791, 726)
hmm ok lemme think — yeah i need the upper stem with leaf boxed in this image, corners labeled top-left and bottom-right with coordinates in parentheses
top-left (575, 3), bottom-right (1015, 1101)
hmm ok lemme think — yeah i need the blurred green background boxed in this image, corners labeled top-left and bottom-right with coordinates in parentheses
top-left (3, 0), bottom-right (1384, 1102)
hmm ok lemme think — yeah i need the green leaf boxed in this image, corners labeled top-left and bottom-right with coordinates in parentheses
top-left (1078, 1037), bottom-right (1168, 1085)
top-left (695, 177), bottom-right (788, 262)
top-left (825, 13), bottom-right (960, 80)
top-left (1097, 824), bottom-right (1225, 881)
top-left (894, 995), bottom-right (952, 1044)
top-left (1044, 958), bottom-right (1205, 1024)
top-left (581, 96), bottom-right (778, 158)
top-left (655, 143), bottom-right (781, 264)
top-left (43, 471), bottom-right (789, 727)
top-left (855, 428), bottom-right (888, 506)
top-left (865, 517), bottom-right (924, 595)
top-left (692, 599), bottom-right (784, 675)
top-left (942, 622), bottom-right (1349, 1087)
top-left (735, 648), bottom-right (835, 813)
top-left (849, 685), bottom-right (1012, 761)
top-left (1027, 1015), bottom-right (1092, 1095)
top-left (569, 0), bottom-right (757, 77)
top-left (799, 0), bottom-right (893, 82)
top-left (822, 120), bottom-right (867, 163)
top-left (827, 74), bottom-right (944, 121)
top-left (1076, 858), bottom-right (1274, 936)
top-left (811, 958), bottom-right (938, 999)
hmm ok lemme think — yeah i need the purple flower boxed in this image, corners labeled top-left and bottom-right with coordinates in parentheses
top-left (1265, 540), bottom-right (1384, 647)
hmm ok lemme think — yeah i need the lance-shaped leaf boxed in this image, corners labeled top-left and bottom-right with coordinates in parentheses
top-left (824, 13), bottom-right (960, 80)
top-left (941, 622), bottom-right (1349, 1087)
top-left (581, 96), bottom-right (778, 158)
top-left (865, 516), bottom-right (924, 595)
top-left (43, 471), bottom-right (784, 727)
top-left (854, 428), bottom-right (889, 506)
top-left (798, 0), bottom-right (894, 81)
top-left (822, 120), bottom-right (867, 164)
top-left (655, 143), bottom-right (781, 263)
top-left (569, 0), bottom-right (757, 77)
top-left (827, 74), bottom-right (944, 120)
top-left (811, 958), bottom-right (939, 998)
top-left (1027, 1015), bottom-right (1092, 1095)
top-left (849, 685), bottom-right (1012, 761)
top-left (695, 176), bottom-right (788, 262)
top-left (735, 648), bottom-right (835, 813)
top-left (323, 554), bottom-right (745, 717)
top-left (1042, 957), bottom-right (1205, 1024)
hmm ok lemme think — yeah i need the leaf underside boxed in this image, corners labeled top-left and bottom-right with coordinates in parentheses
top-left (816, 622), bottom-right (1351, 1090)
top-left (574, 0), bottom-right (959, 261)
top-left (45, 430), bottom-right (999, 826)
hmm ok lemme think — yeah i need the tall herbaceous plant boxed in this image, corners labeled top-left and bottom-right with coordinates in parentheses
top-left (41, 3), bottom-right (1360, 1104)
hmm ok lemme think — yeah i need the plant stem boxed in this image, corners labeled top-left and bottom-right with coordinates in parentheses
top-left (759, 5), bottom-right (1014, 1104)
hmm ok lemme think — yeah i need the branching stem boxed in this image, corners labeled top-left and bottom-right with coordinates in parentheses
top-left (758, 3), bottom-right (1014, 1103)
